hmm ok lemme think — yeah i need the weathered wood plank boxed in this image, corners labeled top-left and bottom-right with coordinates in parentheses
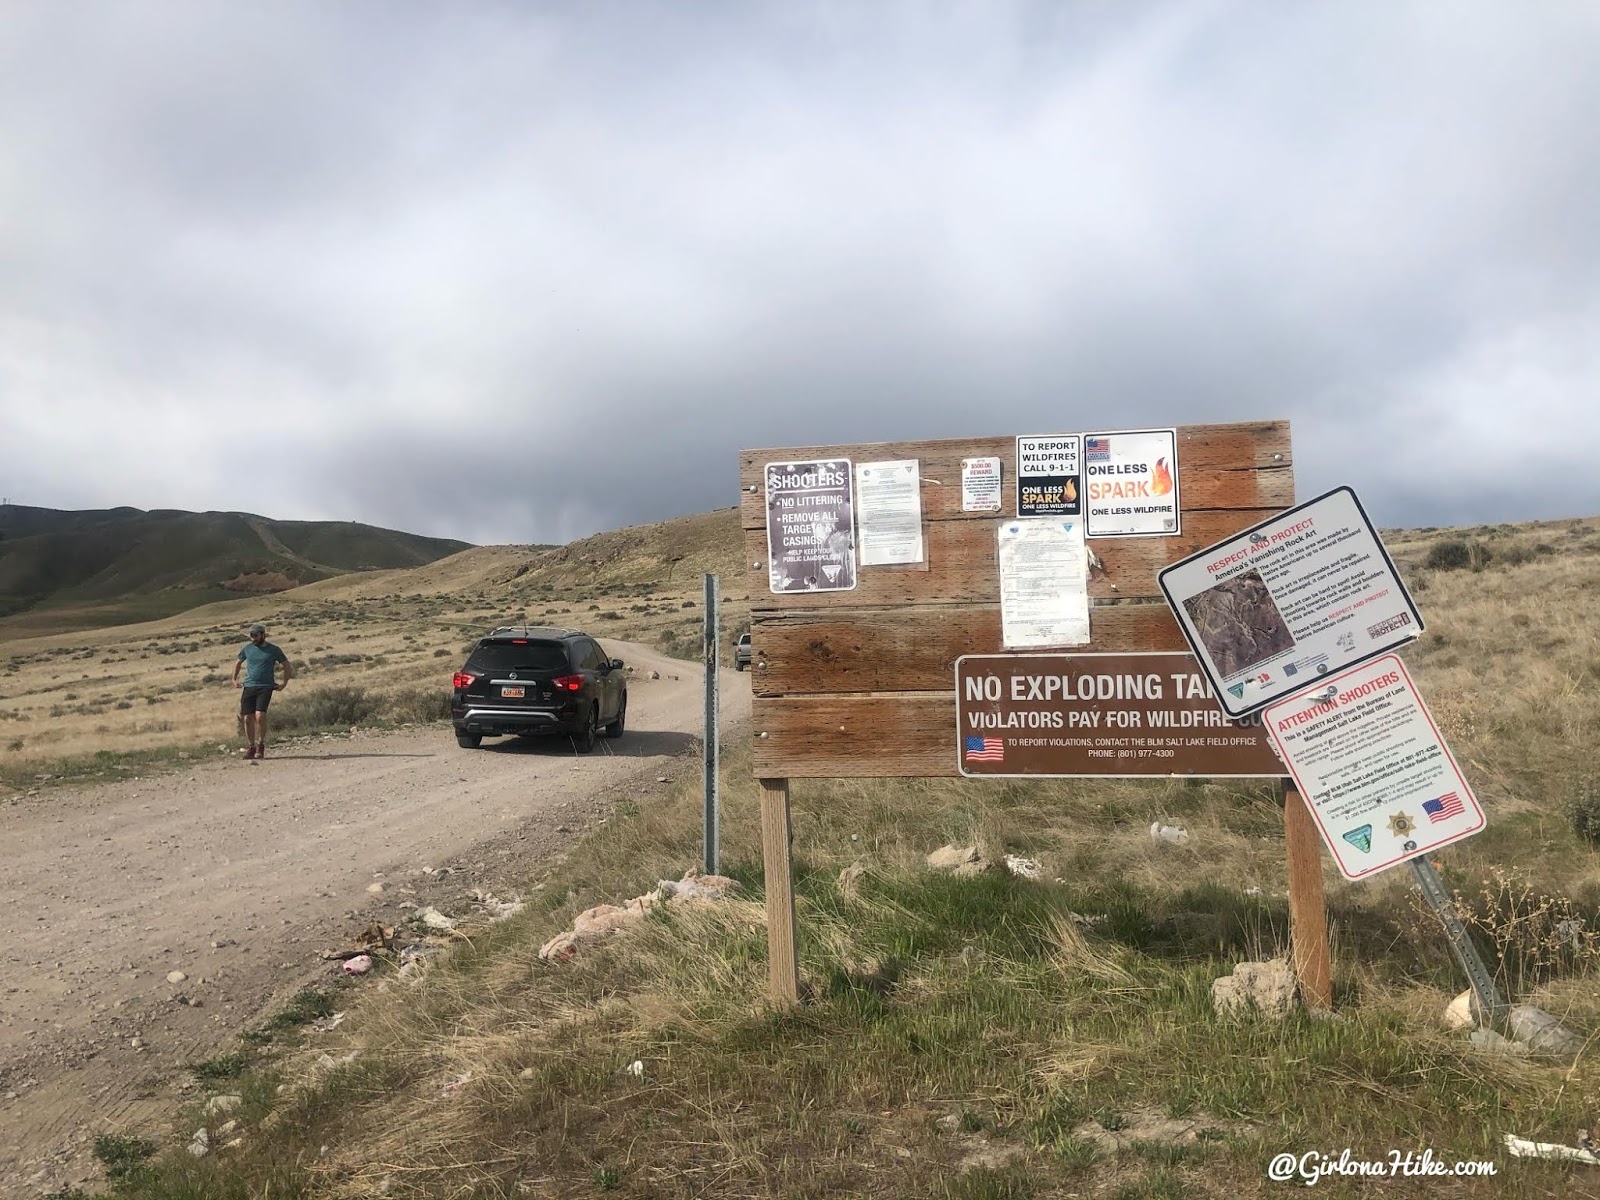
top-left (747, 603), bottom-right (1187, 696)
top-left (740, 420), bottom-right (1292, 528)
top-left (752, 694), bottom-right (956, 777)
top-left (760, 778), bottom-right (801, 1004)
top-left (744, 508), bottom-right (1282, 608)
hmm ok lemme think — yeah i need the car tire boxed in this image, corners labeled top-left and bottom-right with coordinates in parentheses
top-left (456, 732), bottom-right (482, 749)
top-left (574, 707), bottom-right (597, 754)
top-left (735, 660), bottom-right (745, 671)
top-left (604, 694), bottom-right (627, 738)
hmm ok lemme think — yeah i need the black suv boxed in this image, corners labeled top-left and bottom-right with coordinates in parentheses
top-left (451, 627), bottom-right (627, 752)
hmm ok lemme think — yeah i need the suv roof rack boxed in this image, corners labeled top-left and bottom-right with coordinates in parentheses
top-left (486, 625), bottom-right (576, 640)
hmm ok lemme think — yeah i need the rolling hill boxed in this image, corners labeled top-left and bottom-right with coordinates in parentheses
top-left (0, 504), bottom-right (476, 637)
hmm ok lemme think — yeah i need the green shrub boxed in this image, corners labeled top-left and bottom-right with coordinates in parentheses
top-left (385, 687), bottom-right (451, 724)
top-left (271, 685), bottom-right (378, 733)
top-left (1571, 777), bottom-right (1600, 845)
top-left (1420, 540), bottom-right (1491, 572)
top-left (1425, 540), bottom-right (1474, 570)
top-left (93, 1134), bottom-right (156, 1180)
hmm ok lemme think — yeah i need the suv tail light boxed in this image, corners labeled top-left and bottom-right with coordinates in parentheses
top-left (552, 674), bottom-right (584, 693)
top-left (452, 672), bottom-right (477, 690)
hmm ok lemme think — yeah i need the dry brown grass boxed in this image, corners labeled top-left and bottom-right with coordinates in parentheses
top-left (21, 508), bottom-right (1600, 1198)
top-left (0, 510), bottom-right (748, 777)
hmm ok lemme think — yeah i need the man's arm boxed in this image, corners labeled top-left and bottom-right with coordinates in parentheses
top-left (276, 649), bottom-right (293, 690)
top-left (233, 653), bottom-right (244, 688)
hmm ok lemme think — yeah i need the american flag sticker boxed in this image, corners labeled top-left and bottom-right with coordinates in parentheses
top-left (1085, 437), bottom-right (1111, 463)
top-left (1422, 792), bottom-right (1465, 823)
top-left (964, 736), bottom-right (1004, 762)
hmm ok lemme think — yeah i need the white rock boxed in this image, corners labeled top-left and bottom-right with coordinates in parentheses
top-left (418, 907), bottom-right (455, 930)
top-left (188, 1128), bottom-right (210, 1158)
top-left (1212, 959), bottom-right (1297, 1019)
top-left (366, 883), bottom-right (384, 894)
top-left (1150, 822), bottom-right (1190, 845)
top-left (205, 1094), bottom-right (242, 1116)
top-left (926, 844), bottom-right (983, 874)
top-left (1443, 989), bottom-right (1476, 1031)
top-left (1003, 855), bottom-right (1041, 880)
top-left (215, 1120), bottom-right (239, 1137)
top-left (1505, 1005), bottom-right (1586, 1062)
top-left (166, 970), bottom-right (188, 984)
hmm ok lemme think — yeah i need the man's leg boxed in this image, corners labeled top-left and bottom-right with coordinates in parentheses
top-left (256, 706), bottom-right (269, 757)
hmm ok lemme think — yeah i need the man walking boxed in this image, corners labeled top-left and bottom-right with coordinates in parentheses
top-left (233, 623), bottom-right (292, 759)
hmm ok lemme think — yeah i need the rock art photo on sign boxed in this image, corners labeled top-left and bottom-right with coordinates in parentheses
top-left (1181, 568), bottom-right (1294, 677)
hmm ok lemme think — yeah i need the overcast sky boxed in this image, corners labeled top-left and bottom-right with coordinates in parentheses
top-left (2, 2), bottom-right (1597, 545)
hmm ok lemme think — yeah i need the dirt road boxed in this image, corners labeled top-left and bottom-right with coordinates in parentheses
top-left (0, 643), bottom-right (749, 1195)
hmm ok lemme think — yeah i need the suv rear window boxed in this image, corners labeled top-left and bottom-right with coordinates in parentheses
top-left (467, 641), bottom-right (570, 673)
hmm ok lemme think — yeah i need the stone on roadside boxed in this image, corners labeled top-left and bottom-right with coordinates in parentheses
top-left (1443, 989), bottom-right (1476, 1031)
top-left (1468, 1028), bottom-right (1528, 1057)
top-left (418, 907), bottom-right (455, 931)
top-left (166, 970), bottom-right (188, 984)
top-left (367, 883), bottom-right (384, 895)
top-left (1505, 1005), bottom-right (1586, 1063)
top-left (1003, 854), bottom-right (1042, 880)
top-left (188, 1129), bottom-right (210, 1158)
top-left (926, 844), bottom-right (986, 875)
top-left (205, 1094), bottom-right (242, 1116)
top-left (1211, 959), bottom-right (1297, 1019)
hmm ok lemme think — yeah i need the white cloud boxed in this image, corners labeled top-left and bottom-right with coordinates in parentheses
top-left (2, 1), bottom-right (1597, 541)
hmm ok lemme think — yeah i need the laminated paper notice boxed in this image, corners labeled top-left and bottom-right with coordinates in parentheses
top-left (962, 456), bottom-right (1002, 512)
top-left (997, 519), bottom-right (1090, 649)
top-left (765, 459), bottom-right (856, 593)
top-left (856, 460), bottom-right (925, 565)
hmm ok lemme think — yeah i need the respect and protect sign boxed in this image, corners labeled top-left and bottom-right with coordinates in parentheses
top-left (1264, 654), bottom-right (1484, 880)
top-left (1158, 486), bottom-right (1423, 716)
top-left (955, 652), bottom-right (1283, 778)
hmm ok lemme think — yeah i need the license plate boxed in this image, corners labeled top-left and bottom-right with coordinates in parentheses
top-left (500, 686), bottom-right (525, 699)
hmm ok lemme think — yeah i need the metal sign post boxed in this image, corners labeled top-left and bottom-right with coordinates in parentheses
top-left (1411, 855), bottom-right (1508, 1028)
top-left (703, 573), bottom-right (720, 876)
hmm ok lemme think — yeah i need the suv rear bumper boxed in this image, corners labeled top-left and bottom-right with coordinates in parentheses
top-left (452, 703), bottom-right (584, 737)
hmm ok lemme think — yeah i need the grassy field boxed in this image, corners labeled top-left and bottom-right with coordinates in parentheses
top-left (15, 510), bottom-right (1600, 1199)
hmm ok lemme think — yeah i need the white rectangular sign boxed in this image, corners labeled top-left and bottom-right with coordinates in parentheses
top-left (764, 459), bottom-right (857, 593)
top-left (1083, 428), bottom-right (1179, 538)
top-left (1016, 435), bottom-right (1081, 517)
top-left (1158, 486), bottom-right (1423, 717)
top-left (997, 518), bottom-right (1090, 649)
top-left (1265, 654), bottom-right (1484, 880)
top-left (962, 456), bottom-right (1003, 512)
top-left (856, 459), bottom-right (925, 565)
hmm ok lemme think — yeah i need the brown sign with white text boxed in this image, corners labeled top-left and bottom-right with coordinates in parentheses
top-left (955, 652), bottom-right (1284, 777)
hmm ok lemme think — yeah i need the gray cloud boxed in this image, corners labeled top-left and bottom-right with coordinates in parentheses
top-left (3, 0), bottom-right (1598, 544)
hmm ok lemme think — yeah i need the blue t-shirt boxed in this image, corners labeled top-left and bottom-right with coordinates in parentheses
top-left (238, 641), bottom-right (288, 688)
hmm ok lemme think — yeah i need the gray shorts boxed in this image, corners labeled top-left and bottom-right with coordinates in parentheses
top-left (240, 686), bottom-right (274, 714)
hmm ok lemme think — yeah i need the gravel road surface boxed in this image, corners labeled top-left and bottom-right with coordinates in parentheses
top-left (0, 642), bottom-right (748, 1195)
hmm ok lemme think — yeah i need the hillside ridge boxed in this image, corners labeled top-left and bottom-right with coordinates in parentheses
top-left (0, 503), bottom-right (475, 637)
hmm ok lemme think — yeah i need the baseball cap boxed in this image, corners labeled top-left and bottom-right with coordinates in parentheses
top-left (248, 624), bottom-right (265, 637)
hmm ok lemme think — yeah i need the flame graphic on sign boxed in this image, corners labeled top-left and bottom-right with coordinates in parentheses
top-left (1150, 458), bottom-right (1174, 496)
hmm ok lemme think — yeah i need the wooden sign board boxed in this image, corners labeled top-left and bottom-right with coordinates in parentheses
top-left (740, 421), bottom-right (1294, 777)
